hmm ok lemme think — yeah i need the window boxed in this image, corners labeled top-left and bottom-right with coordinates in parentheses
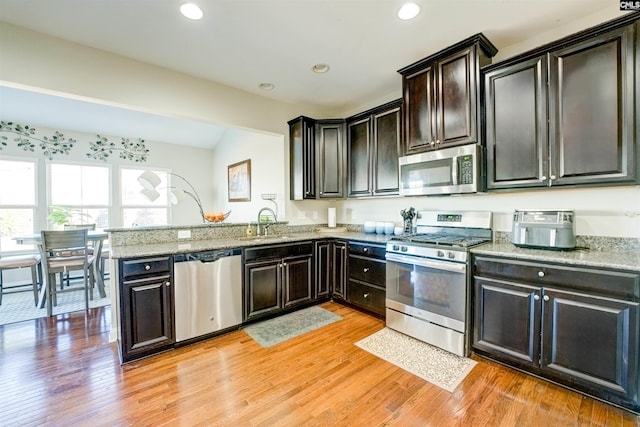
top-left (0, 159), bottom-right (37, 252)
top-left (49, 163), bottom-right (110, 229)
top-left (121, 168), bottom-right (169, 226)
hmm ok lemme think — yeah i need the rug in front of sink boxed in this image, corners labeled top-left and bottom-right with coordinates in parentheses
top-left (355, 327), bottom-right (477, 392)
top-left (243, 306), bottom-right (342, 347)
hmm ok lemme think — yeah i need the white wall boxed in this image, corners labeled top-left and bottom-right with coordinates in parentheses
top-left (333, 186), bottom-right (640, 238)
top-left (212, 129), bottom-right (286, 223)
top-left (0, 125), bottom-right (215, 227)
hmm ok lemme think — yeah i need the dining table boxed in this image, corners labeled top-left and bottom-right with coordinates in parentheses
top-left (13, 231), bottom-right (109, 310)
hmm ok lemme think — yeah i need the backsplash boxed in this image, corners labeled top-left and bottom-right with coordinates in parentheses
top-left (108, 223), bottom-right (360, 246)
top-left (494, 231), bottom-right (640, 252)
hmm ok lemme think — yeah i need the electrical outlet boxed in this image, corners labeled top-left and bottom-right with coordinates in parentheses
top-left (178, 230), bottom-right (191, 239)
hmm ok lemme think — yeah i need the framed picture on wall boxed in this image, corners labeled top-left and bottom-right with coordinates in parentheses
top-left (228, 159), bottom-right (251, 202)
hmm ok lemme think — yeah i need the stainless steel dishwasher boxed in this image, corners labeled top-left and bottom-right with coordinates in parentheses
top-left (173, 248), bottom-right (242, 342)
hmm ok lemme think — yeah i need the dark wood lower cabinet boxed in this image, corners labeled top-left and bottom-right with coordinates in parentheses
top-left (118, 256), bottom-right (174, 363)
top-left (244, 242), bottom-right (314, 321)
top-left (472, 255), bottom-right (640, 412)
top-left (315, 240), bottom-right (347, 300)
top-left (244, 259), bottom-right (282, 319)
top-left (474, 278), bottom-right (540, 366)
top-left (332, 241), bottom-right (347, 299)
top-left (541, 288), bottom-right (639, 400)
top-left (346, 242), bottom-right (386, 316)
top-left (283, 255), bottom-right (313, 307)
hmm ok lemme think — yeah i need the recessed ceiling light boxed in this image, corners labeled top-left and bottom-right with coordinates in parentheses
top-left (312, 64), bottom-right (330, 74)
top-left (180, 3), bottom-right (203, 20)
top-left (259, 83), bottom-right (275, 90)
top-left (398, 3), bottom-right (420, 20)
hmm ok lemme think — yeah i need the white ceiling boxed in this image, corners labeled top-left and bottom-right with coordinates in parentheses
top-left (0, 0), bottom-right (621, 147)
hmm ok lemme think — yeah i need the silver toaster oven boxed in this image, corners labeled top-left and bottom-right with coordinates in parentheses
top-left (512, 210), bottom-right (576, 250)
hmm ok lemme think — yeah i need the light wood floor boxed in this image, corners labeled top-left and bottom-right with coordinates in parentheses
top-left (1, 301), bottom-right (638, 426)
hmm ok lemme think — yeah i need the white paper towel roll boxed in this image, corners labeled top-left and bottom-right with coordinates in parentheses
top-left (328, 207), bottom-right (336, 228)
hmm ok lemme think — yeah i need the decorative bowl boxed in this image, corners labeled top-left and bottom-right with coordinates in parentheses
top-left (204, 210), bottom-right (231, 223)
top-left (363, 221), bottom-right (376, 234)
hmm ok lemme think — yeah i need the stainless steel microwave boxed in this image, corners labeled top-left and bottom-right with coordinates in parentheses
top-left (399, 144), bottom-right (483, 196)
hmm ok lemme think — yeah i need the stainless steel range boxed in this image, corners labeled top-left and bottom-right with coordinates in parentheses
top-left (385, 210), bottom-right (492, 356)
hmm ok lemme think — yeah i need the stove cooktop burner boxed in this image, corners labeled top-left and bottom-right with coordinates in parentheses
top-left (396, 233), bottom-right (490, 248)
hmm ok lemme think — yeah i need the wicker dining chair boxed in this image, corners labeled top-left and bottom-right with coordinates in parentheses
top-left (39, 229), bottom-right (95, 316)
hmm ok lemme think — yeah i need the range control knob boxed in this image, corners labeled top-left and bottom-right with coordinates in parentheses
top-left (448, 252), bottom-right (456, 259)
top-left (437, 250), bottom-right (445, 258)
top-left (392, 245), bottom-right (400, 251)
top-left (401, 246), bottom-right (408, 252)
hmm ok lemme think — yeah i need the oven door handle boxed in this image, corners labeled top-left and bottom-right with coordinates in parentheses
top-left (386, 253), bottom-right (466, 274)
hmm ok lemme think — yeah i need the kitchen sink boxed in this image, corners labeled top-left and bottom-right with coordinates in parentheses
top-left (236, 235), bottom-right (291, 241)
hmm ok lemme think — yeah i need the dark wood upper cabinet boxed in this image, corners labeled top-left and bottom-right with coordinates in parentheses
top-left (399, 34), bottom-right (497, 155)
top-left (289, 116), bottom-right (316, 200)
top-left (316, 120), bottom-right (346, 199)
top-left (485, 56), bottom-right (548, 189)
top-left (347, 99), bottom-right (402, 198)
top-left (347, 117), bottom-right (371, 197)
top-left (403, 65), bottom-right (435, 153)
top-left (372, 107), bottom-right (402, 195)
top-left (485, 17), bottom-right (638, 189)
top-left (548, 24), bottom-right (636, 186)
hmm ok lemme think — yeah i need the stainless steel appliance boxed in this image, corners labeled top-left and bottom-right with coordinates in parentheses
top-left (173, 248), bottom-right (242, 342)
top-left (512, 209), bottom-right (576, 250)
top-left (385, 211), bottom-right (492, 356)
top-left (398, 143), bottom-right (483, 196)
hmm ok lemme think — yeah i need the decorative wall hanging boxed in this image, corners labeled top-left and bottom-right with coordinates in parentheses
top-left (0, 121), bottom-right (148, 162)
top-left (0, 121), bottom-right (75, 159)
top-left (228, 159), bottom-right (251, 202)
top-left (87, 135), bottom-right (148, 162)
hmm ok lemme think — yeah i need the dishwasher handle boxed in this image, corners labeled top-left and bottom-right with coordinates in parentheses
top-left (174, 248), bottom-right (241, 263)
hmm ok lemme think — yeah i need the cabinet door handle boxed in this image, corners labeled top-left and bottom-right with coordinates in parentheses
top-left (550, 175), bottom-right (556, 180)
top-left (144, 264), bottom-right (151, 271)
top-left (165, 282), bottom-right (171, 287)
top-left (435, 140), bottom-right (441, 145)
top-left (363, 248), bottom-right (369, 253)
top-left (283, 263), bottom-right (287, 267)
top-left (538, 271), bottom-right (545, 277)
top-left (540, 176), bottom-right (547, 181)
top-left (363, 293), bottom-right (370, 299)
top-left (363, 267), bottom-right (369, 273)
top-left (533, 294), bottom-right (540, 301)
top-left (543, 295), bottom-right (550, 301)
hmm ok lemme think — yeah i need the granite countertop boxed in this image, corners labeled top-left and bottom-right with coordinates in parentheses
top-left (109, 231), bottom-right (393, 259)
top-left (471, 242), bottom-right (640, 272)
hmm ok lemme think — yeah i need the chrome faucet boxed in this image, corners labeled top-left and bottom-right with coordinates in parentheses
top-left (257, 207), bottom-right (277, 236)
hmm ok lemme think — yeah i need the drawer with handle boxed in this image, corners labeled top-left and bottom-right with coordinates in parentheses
top-left (348, 242), bottom-right (386, 260)
top-left (348, 255), bottom-right (386, 287)
top-left (347, 281), bottom-right (385, 315)
top-left (121, 256), bottom-right (172, 279)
